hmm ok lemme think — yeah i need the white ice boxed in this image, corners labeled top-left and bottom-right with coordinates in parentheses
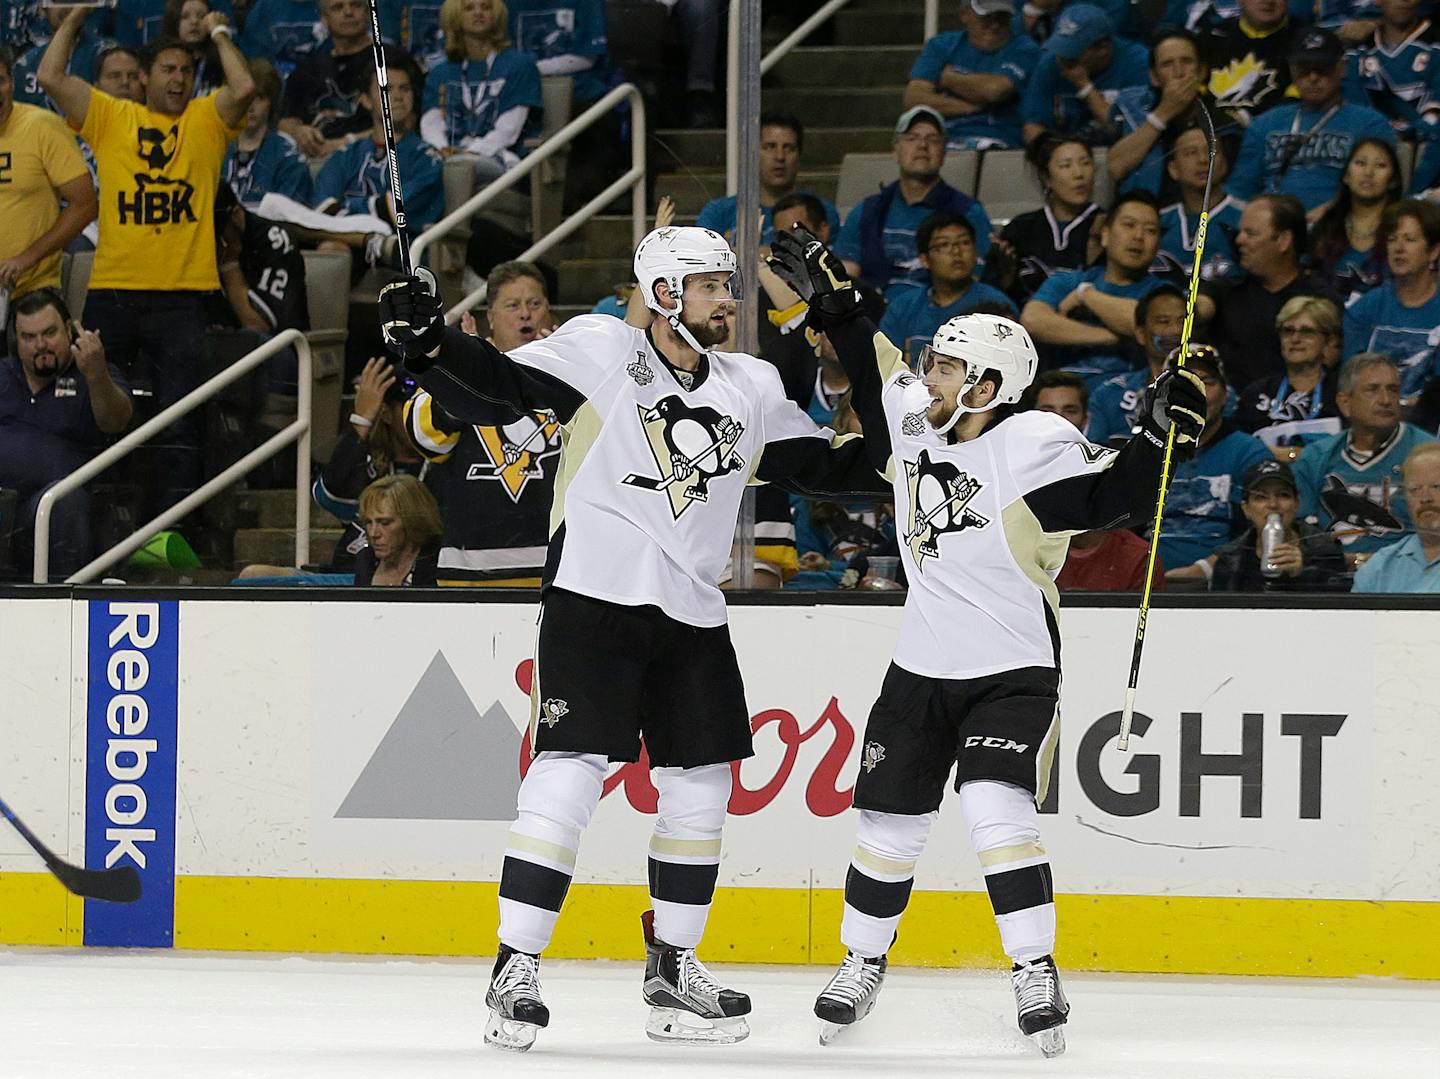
top-left (1, 949), bottom-right (1435, 1078)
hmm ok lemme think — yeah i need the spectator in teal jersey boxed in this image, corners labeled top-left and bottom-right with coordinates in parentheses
top-left (222, 59), bottom-right (313, 207)
top-left (1020, 2), bottom-right (1149, 146)
top-left (1228, 27), bottom-right (1396, 213)
top-left (420, 0), bottom-right (541, 183)
top-left (1085, 285), bottom-right (1187, 445)
top-left (1155, 122), bottom-right (1244, 286)
top-left (834, 105), bottom-right (994, 301)
top-left (1343, 199), bottom-right (1440, 404)
top-left (1023, 191), bottom-right (1213, 387)
top-left (695, 113), bottom-right (840, 245)
top-left (9, 5), bottom-right (109, 112)
top-left (1293, 352), bottom-right (1436, 555)
top-left (903, 0), bottom-right (1042, 150)
top-left (1309, 137), bottom-right (1401, 303)
top-left (1151, 344), bottom-right (1272, 570)
top-left (1354, 441), bottom-right (1440, 592)
top-left (1107, 27), bottom-right (1211, 198)
top-left (879, 212), bottom-right (1016, 367)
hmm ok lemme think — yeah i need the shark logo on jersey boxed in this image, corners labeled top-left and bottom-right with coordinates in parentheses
top-left (903, 450), bottom-right (990, 567)
top-left (539, 698), bottom-right (569, 728)
top-left (1319, 474), bottom-right (1403, 542)
top-left (628, 350), bottom-right (655, 386)
top-left (621, 396), bottom-right (745, 519)
top-left (902, 410), bottom-right (927, 436)
top-left (465, 411), bottom-right (562, 502)
top-left (861, 741), bottom-right (886, 772)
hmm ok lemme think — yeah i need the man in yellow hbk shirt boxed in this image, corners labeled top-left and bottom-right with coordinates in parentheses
top-left (38, 5), bottom-right (255, 515)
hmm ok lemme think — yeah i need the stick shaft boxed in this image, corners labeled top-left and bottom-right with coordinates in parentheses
top-left (366, 0), bottom-right (414, 275)
top-left (1120, 101), bottom-right (1217, 750)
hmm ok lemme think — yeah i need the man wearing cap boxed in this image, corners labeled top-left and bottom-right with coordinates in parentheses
top-left (1228, 26), bottom-right (1395, 213)
top-left (903, 0), bottom-right (1042, 151)
top-left (1019, 2), bottom-right (1148, 146)
top-left (1354, 441), bottom-right (1440, 593)
top-left (1151, 343), bottom-right (1272, 571)
top-left (1203, 0), bottom-right (1301, 127)
top-left (1172, 458), bottom-right (1347, 590)
top-left (833, 105), bottom-right (995, 302)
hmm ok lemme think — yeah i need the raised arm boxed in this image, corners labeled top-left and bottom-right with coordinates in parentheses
top-left (206, 11), bottom-right (257, 128)
top-left (36, 6), bottom-right (94, 126)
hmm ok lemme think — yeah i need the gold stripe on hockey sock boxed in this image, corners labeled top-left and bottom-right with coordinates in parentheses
top-left (506, 831), bottom-right (578, 871)
top-left (978, 842), bottom-right (1047, 869)
top-left (853, 847), bottom-right (918, 878)
top-left (648, 836), bottom-right (722, 859)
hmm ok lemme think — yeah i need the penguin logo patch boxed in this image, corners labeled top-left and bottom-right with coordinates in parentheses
top-left (466, 411), bottom-right (563, 503)
top-left (621, 396), bottom-right (746, 520)
top-left (539, 698), bottom-right (569, 728)
top-left (903, 449), bottom-right (990, 568)
top-left (628, 350), bottom-right (655, 386)
top-left (992, 323), bottom-right (1013, 342)
top-left (861, 741), bottom-right (886, 773)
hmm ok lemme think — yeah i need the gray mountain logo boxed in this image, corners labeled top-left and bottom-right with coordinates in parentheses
top-left (336, 651), bottom-right (522, 820)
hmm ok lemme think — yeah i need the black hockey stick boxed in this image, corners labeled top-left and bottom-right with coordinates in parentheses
top-left (1118, 98), bottom-right (1218, 753)
top-left (365, 0), bottom-right (436, 290)
top-left (0, 794), bottom-right (141, 903)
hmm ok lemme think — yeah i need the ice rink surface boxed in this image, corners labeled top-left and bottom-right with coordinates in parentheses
top-left (2, 949), bottom-right (1435, 1078)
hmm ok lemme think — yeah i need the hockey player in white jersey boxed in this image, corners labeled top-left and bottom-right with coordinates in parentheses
top-left (767, 227), bottom-right (1207, 1057)
top-left (376, 228), bottom-right (888, 1052)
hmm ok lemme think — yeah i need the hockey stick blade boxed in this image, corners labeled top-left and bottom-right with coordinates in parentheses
top-left (0, 796), bottom-right (142, 903)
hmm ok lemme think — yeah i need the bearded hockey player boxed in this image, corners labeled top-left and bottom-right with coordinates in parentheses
top-left (376, 227), bottom-right (887, 1052)
top-left (767, 226), bottom-right (1207, 1057)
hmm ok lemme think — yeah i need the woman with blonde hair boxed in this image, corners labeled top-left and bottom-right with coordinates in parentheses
top-left (353, 474), bottom-right (444, 586)
top-left (1236, 295), bottom-right (1343, 458)
top-left (420, 0), bottom-right (543, 181)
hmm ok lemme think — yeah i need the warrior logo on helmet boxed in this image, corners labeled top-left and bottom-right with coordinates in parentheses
top-left (621, 396), bottom-right (746, 520)
top-left (903, 449), bottom-right (990, 567)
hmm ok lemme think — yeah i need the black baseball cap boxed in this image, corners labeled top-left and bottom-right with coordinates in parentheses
top-left (1243, 459), bottom-right (1298, 497)
top-left (1167, 342), bottom-right (1226, 382)
top-left (1290, 27), bottom-right (1344, 69)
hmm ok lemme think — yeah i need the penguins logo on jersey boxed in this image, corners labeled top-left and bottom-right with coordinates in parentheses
top-left (861, 741), bottom-right (886, 772)
top-left (992, 322), bottom-right (1013, 342)
top-left (539, 698), bottom-right (569, 728)
top-left (903, 449), bottom-right (990, 567)
top-left (466, 411), bottom-right (563, 502)
top-left (621, 396), bottom-right (745, 520)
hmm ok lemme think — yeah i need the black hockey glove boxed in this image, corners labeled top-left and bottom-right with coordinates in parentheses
top-left (767, 224), bottom-right (863, 322)
top-left (1138, 366), bottom-right (1207, 457)
top-left (378, 275), bottom-right (445, 366)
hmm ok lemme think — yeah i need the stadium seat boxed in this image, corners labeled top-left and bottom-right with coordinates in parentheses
top-left (835, 150), bottom-right (979, 218)
top-left (975, 149), bottom-right (1043, 224)
top-left (302, 250), bottom-right (351, 462)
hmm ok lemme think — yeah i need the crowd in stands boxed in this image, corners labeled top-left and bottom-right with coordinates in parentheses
top-left (5, 0), bottom-right (1440, 594)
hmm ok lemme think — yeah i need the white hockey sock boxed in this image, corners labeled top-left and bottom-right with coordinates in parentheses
top-left (497, 751), bottom-right (607, 956)
top-left (647, 764), bottom-right (730, 949)
top-left (839, 809), bottom-right (937, 959)
top-left (958, 779), bottom-right (1056, 964)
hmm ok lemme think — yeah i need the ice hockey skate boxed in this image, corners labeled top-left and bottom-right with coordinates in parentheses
top-left (814, 950), bottom-right (887, 1044)
top-left (640, 911), bottom-right (751, 1044)
top-left (484, 945), bottom-right (549, 1052)
top-left (1012, 955), bottom-right (1069, 1057)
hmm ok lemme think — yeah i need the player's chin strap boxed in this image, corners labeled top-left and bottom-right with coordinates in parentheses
top-left (929, 362), bottom-right (1001, 435)
top-left (667, 312), bottom-right (711, 356)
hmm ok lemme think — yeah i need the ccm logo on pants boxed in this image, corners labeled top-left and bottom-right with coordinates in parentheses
top-left (965, 736), bottom-right (1030, 753)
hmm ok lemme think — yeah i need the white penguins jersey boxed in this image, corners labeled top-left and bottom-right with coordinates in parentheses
top-left (416, 315), bottom-right (884, 626)
top-left (824, 318), bottom-right (1170, 680)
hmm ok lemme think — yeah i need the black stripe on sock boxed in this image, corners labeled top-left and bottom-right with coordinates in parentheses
top-left (499, 856), bottom-right (572, 913)
top-left (984, 862), bottom-right (1054, 917)
top-left (647, 857), bottom-right (720, 906)
top-left (844, 865), bottom-right (914, 919)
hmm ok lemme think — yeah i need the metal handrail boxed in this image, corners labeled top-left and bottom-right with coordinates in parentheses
top-left (33, 330), bottom-right (312, 584)
top-left (411, 82), bottom-right (647, 322)
top-left (925, 0), bottom-right (938, 42)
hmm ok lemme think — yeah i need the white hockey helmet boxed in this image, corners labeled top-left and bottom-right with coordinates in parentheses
top-left (918, 312), bottom-right (1039, 433)
top-left (634, 226), bottom-right (739, 351)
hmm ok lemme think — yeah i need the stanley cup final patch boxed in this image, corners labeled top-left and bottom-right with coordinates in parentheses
top-left (620, 396), bottom-right (745, 520)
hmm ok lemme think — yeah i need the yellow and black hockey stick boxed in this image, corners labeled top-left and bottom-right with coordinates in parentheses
top-left (1118, 100), bottom-right (1218, 752)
